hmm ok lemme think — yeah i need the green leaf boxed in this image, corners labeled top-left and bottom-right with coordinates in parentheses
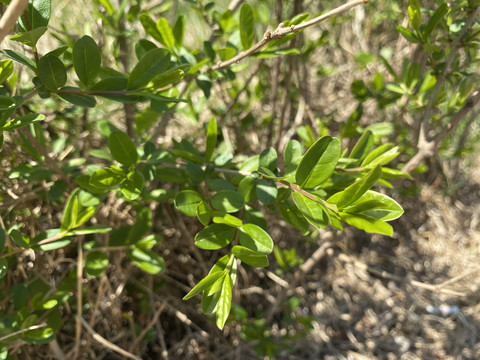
top-left (9, 27), bottom-right (47, 48)
top-left (175, 190), bottom-right (203, 217)
top-left (423, 3), bottom-right (448, 38)
top-left (139, 13), bottom-right (164, 43)
top-left (349, 130), bottom-right (374, 163)
top-left (279, 204), bottom-right (309, 235)
top-left (73, 35), bottom-right (102, 87)
top-left (232, 246), bottom-right (269, 267)
top-left (238, 176), bottom-right (257, 202)
top-left (67, 225), bottom-right (112, 236)
top-left (90, 168), bottom-right (125, 189)
top-left (292, 192), bottom-right (329, 229)
top-left (3, 113), bottom-right (45, 131)
top-left (327, 165), bottom-right (382, 209)
top-left (295, 135), bottom-right (340, 188)
top-left (109, 131), bottom-right (138, 167)
top-left (239, 223), bottom-right (273, 255)
top-left (120, 171), bottom-right (145, 200)
top-left (195, 224), bottom-right (236, 250)
top-left (284, 140), bottom-right (303, 179)
top-left (259, 147), bottom-right (277, 172)
top-left (156, 17), bottom-right (175, 50)
top-left (183, 271), bottom-right (225, 300)
top-left (61, 189), bottom-right (80, 231)
top-left (253, 48), bottom-right (300, 58)
top-left (0, 60), bottom-right (14, 84)
top-left (216, 274), bottom-right (232, 330)
top-left (37, 55), bottom-right (67, 90)
top-left (173, 15), bottom-right (186, 48)
top-left (90, 77), bottom-right (140, 103)
top-left (0, 258), bottom-right (8, 279)
top-left (339, 212), bottom-right (393, 236)
top-left (85, 251), bottom-right (109, 278)
top-left (57, 87), bottom-right (97, 108)
top-left (0, 228), bottom-right (5, 252)
top-left (408, 0), bottom-right (421, 32)
top-left (150, 67), bottom-right (185, 89)
top-left (128, 247), bottom-right (165, 274)
top-left (255, 179), bottom-right (277, 205)
top-left (135, 39), bottom-right (157, 60)
top-left (10, 230), bottom-right (30, 248)
top-left (26, 0), bottom-right (51, 29)
top-left (0, 49), bottom-right (36, 71)
top-left (197, 201), bottom-right (211, 226)
top-left (210, 190), bottom-right (245, 213)
top-left (127, 48), bottom-right (171, 90)
top-left (205, 117), bottom-right (217, 162)
top-left (343, 190), bottom-right (404, 221)
top-left (212, 213), bottom-right (243, 227)
top-left (397, 26), bottom-right (418, 43)
top-left (240, 3), bottom-right (254, 50)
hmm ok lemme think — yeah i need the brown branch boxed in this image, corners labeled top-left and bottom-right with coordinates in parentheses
top-left (0, 0), bottom-right (28, 43)
top-left (210, 0), bottom-right (369, 71)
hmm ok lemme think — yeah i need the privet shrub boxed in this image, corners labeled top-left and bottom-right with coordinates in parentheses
top-left (0, 0), bottom-right (478, 358)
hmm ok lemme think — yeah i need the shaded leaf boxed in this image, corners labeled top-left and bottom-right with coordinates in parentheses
top-left (195, 224), bottom-right (236, 250)
top-left (109, 131), bottom-right (138, 167)
top-left (73, 35), bottom-right (101, 87)
top-left (37, 55), bottom-right (67, 90)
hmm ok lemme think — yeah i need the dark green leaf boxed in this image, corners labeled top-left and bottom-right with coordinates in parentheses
top-left (173, 15), bottom-right (186, 48)
top-left (73, 35), bottom-right (101, 87)
top-left (85, 251), bottom-right (109, 277)
top-left (238, 176), bottom-right (257, 202)
top-left (195, 224), bottom-right (236, 250)
top-left (9, 27), bottom-right (47, 48)
top-left (175, 190), bottom-right (203, 216)
top-left (90, 77), bottom-right (140, 103)
top-left (284, 139), bottom-right (303, 179)
top-left (0, 49), bottom-right (36, 71)
top-left (57, 87), bottom-right (96, 108)
top-left (37, 55), bottom-right (67, 90)
top-left (239, 223), bottom-right (273, 254)
top-left (397, 26), bottom-right (418, 43)
top-left (0, 258), bottom-right (8, 279)
top-left (120, 171), bottom-right (145, 200)
top-left (109, 131), bottom-right (138, 166)
top-left (208, 179), bottom-right (235, 192)
top-left (327, 165), bottom-right (382, 209)
top-left (139, 13), bottom-right (163, 43)
top-left (295, 135), bottom-right (340, 188)
top-left (259, 147), bottom-right (277, 172)
top-left (135, 39), bottom-right (157, 60)
top-left (423, 3), bottom-right (448, 38)
top-left (232, 246), bottom-right (269, 267)
top-left (279, 205), bottom-right (309, 235)
top-left (10, 230), bottom-right (30, 248)
top-left (349, 130), bottom-right (374, 163)
top-left (210, 190), bottom-right (244, 213)
top-left (205, 117), bottom-right (217, 162)
top-left (240, 3), bottom-right (254, 50)
top-left (0, 228), bottom-right (5, 252)
top-left (255, 179), bottom-right (277, 205)
top-left (127, 48), bottom-right (170, 90)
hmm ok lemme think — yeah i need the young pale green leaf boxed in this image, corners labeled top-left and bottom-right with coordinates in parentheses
top-left (109, 131), bottom-right (138, 167)
top-left (259, 147), bottom-right (277, 172)
top-left (210, 190), bottom-right (245, 213)
top-left (232, 246), bottom-right (269, 267)
top-left (150, 67), bottom-right (185, 89)
top-left (364, 146), bottom-right (399, 167)
top-left (339, 212), bottom-right (393, 236)
top-left (73, 35), bottom-right (101, 87)
top-left (61, 188), bottom-right (80, 231)
top-left (3, 113), bottom-right (45, 131)
top-left (423, 3), bottom-right (448, 38)
top-left (349, 130), bottom-right (374, 163)
top-left (183, 271), bottom-right (225, 300)
top-left (255, 179), bottom-right (277, 205)
top-left (361, 143), bottom-right (395, 166)
top-left (284, 140), bottom-right (303, 179)
top-left (197, 201), bottom-right (212, 226)
top-left (0, 49), bottom-right (36, 71)
top-left (408, 0), bottom-right (421, 32)
top-left (207, 272), bottom-right (227, 296)
top-left (295, 135), bottom-right (340, 188)
top-left (175, 190), bottom-right (203, 217)
top-left (128, 247), bottom-right (165, 274)
top-left (239, 223), bottom-right (273, 255)
top-left (212, 213), bottom-right (243, 227)
top-left (240, 3), bottom-right (254, 50)
top-left (156, 17), bottom-right (175, 50)
top-left (10, 230), bottom-right (31, 249)
top-left (57, 87), bottom-right (96, 108)
top-left (205, 117), bottom-right (217, 162)
top-left (10, 27), bottom-right (47, 48)
top-left (173, 15), bottom-right (186, 48)
top-left (127, 48), bottom-right (170, 90)
top-left (216, 274), bottom-right (232, 330)
top-left (343, 190), bottom-right (404, 221)
top-left (75, 207), bottom-right (97, 228)
top-left (327, 165), bottom-right (382, 209)
top-left (85, 251), bottom-right (109, 278)
top-left (37, 55), bottom-right (67, 90)
top-left (66, 225), bottom-right (112, 236)
top-left (253, 48), bottom-right (300, 58)
top-left (195, 224), bottom-right (236, 250)
top-left (292, 192), bottom-right (329, 229)
top-left (0, 60), bottom-right (13, 84)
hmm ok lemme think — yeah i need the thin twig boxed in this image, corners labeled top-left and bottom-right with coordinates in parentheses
top-left (211, 0), bottom-right (369, 71)
top-left (77, 316), bottom-right (142, 360)
top-left (73, 238), bottom-right (83, 359)
top-left (129, 302), bottom-right (166, 353)
top-left (0, 323), bottom-right (47, 343)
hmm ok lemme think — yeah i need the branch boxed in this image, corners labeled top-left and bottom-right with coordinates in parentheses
top-left (210, 0), bottom-right (369, 71)
top-left (0, 0), bottom-right (28, 43)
